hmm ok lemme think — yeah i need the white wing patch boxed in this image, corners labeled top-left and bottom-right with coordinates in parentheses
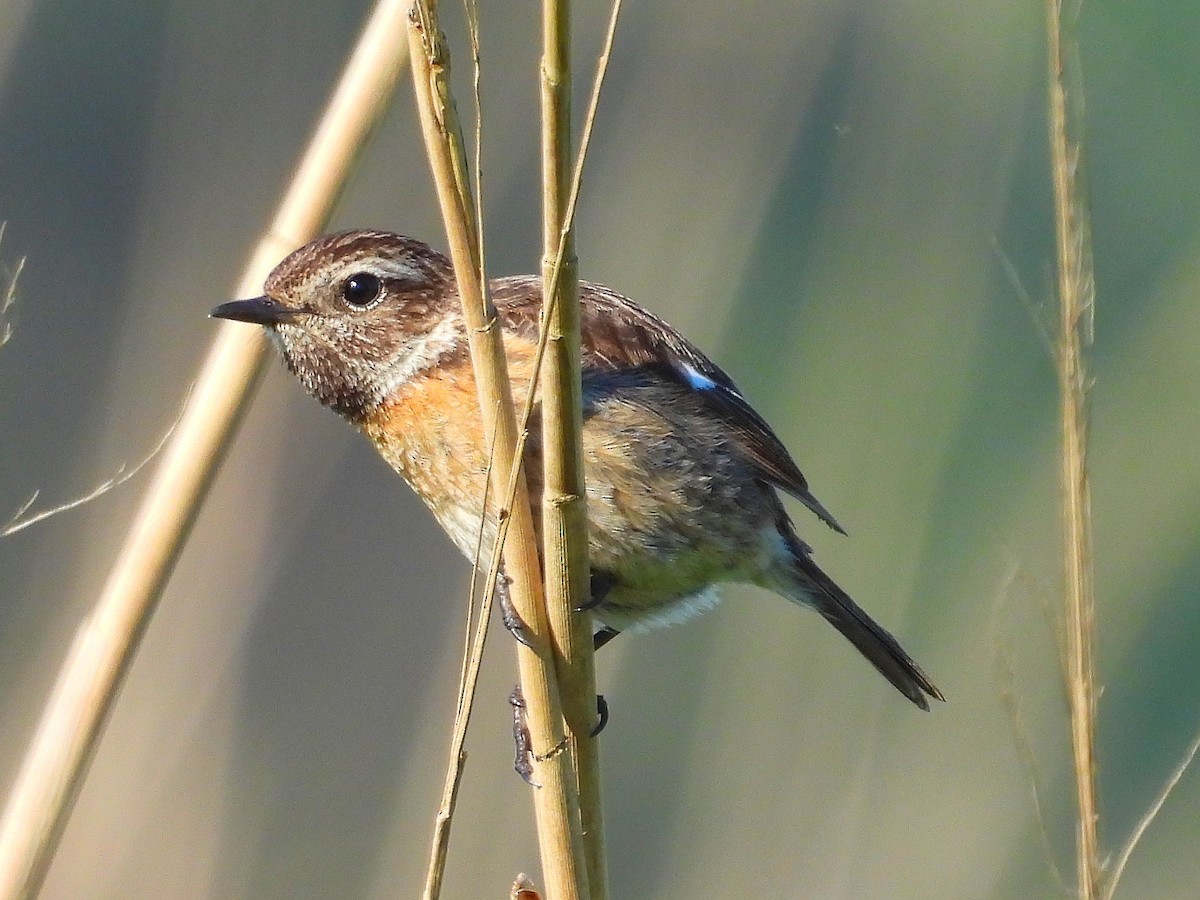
top-left (679, 361), bottom-right (719, 391)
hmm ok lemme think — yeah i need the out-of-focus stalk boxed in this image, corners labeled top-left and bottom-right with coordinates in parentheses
top-left (0, 3), bottom-right (413, 897)
top-left (1046, 1), bottom-right (1100, 896)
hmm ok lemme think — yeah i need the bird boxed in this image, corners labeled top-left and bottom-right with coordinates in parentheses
top-left (212, 229), bottom-right (943, 710)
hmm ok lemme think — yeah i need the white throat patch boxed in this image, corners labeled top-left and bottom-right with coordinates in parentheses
top-left (371, 313), bottom-right (463, 404)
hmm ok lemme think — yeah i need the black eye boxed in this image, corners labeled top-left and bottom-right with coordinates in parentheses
top-left (341, 272), bottom-right (382, 307)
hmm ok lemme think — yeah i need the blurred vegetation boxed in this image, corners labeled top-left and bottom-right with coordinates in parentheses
top-left (1, 1), bottom-right (1198, 897)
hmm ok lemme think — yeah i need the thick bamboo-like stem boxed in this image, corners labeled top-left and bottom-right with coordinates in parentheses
top-left (407, 8), bottom-right (589, 900)
top-left (0, 3), bottom-right (413, 898)
top-left (537, 2), bottom-right (607, 898)
top-left (1046, 1), bottom-right (1100, 897)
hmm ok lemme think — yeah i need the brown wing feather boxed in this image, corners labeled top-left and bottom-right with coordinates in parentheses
top-left (490, 276), bottom-right (845, 534)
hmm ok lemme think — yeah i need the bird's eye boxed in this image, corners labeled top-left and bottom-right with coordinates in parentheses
top-left (341, 272), bottom-right (383, 307)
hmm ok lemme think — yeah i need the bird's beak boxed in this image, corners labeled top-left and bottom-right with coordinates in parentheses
top-left (210, 296), bottom-right (302, 326)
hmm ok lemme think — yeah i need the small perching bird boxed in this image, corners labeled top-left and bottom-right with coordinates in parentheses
top-left (212, 230), bottom-right (943, 710)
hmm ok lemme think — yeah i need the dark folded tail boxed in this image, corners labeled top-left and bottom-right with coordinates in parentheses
top-left (789, 553), bottom-right (944, 710)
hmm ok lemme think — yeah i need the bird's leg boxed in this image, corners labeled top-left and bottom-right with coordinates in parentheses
top-left (498, 573), bottom-right (540, 782)
top-left (590, 695), bottom-right (610, 737)
top-left (582, 625), bottom-right (623, 737)
top-left (509, 686), bottom-right (537, 785)
top-left (496, 571), bottom-right (533, 648)
top-left (583, 570), bottom-right (620, 734)
top-left (509, 685), bottom-right (570, 785)
top-left (507, 575), bottom-right (621, 775)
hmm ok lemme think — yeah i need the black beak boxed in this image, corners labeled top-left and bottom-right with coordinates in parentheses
top-left (210, 296), bottom-right (301, 326)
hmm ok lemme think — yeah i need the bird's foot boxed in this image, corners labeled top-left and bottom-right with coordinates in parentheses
top-left (509, 686), bottom-right (570, 785)
top-left (592, 626), bottom-right (620, 651)
top-left (497, 573), bottom-right (533, 648)
top-left (590, 694), bottom-right (610, 737)
top-left (575, 570), bottom-right (617, 612)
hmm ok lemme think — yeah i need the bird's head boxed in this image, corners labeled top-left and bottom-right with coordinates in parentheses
top-left (212, 230), bottom-right (464, 419)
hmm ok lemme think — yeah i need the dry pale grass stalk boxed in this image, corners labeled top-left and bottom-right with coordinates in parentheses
top-left (0, 222), bottom-right (21, 351)
top-left (464, 0), bottom-right (486, 271)
top-left (990, 566), bottom-right (1070, 894)
top-left (420, 3), bottom-right (621, 893)
top-left (493, 9), bottom-right (622, 893)
top-left (3, 411), bottom-right (179, 538)
top-left (537, 0), bottom-right (608, 897)
top-left (1047, 0), bottom-right (1100, 896)
top-left (1102, 728), bottom-right (1200, 899)
top-left (0, 3), bottom-right (413, 897)
top-left (423, 409), bottom-right (504, 900)
top-left (0, 231), bottom-right (176, 539)
top-left (489, 6), bottom-right (623, 894)
top-left (406, 6), bottom-right (590, 899)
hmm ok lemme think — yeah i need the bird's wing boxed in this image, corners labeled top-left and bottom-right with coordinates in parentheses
top-left (490, 276), bottom-right (845, 534)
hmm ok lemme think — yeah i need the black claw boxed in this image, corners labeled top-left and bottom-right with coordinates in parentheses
top-left (590, 694), bottom-right (609, 737)
top-left (593, 626), bottom-right (621, 651)
top-left (509, 686), bottom-right (538, 786)
top-left (576, 570), bottom-right (617, 612)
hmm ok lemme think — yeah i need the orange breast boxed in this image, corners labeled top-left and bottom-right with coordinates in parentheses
top-left (360, 336), bottom-right (543, 556)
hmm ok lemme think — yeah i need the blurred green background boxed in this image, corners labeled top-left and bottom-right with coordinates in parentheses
top-left (2, 1), bottom-right (1199, 897)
